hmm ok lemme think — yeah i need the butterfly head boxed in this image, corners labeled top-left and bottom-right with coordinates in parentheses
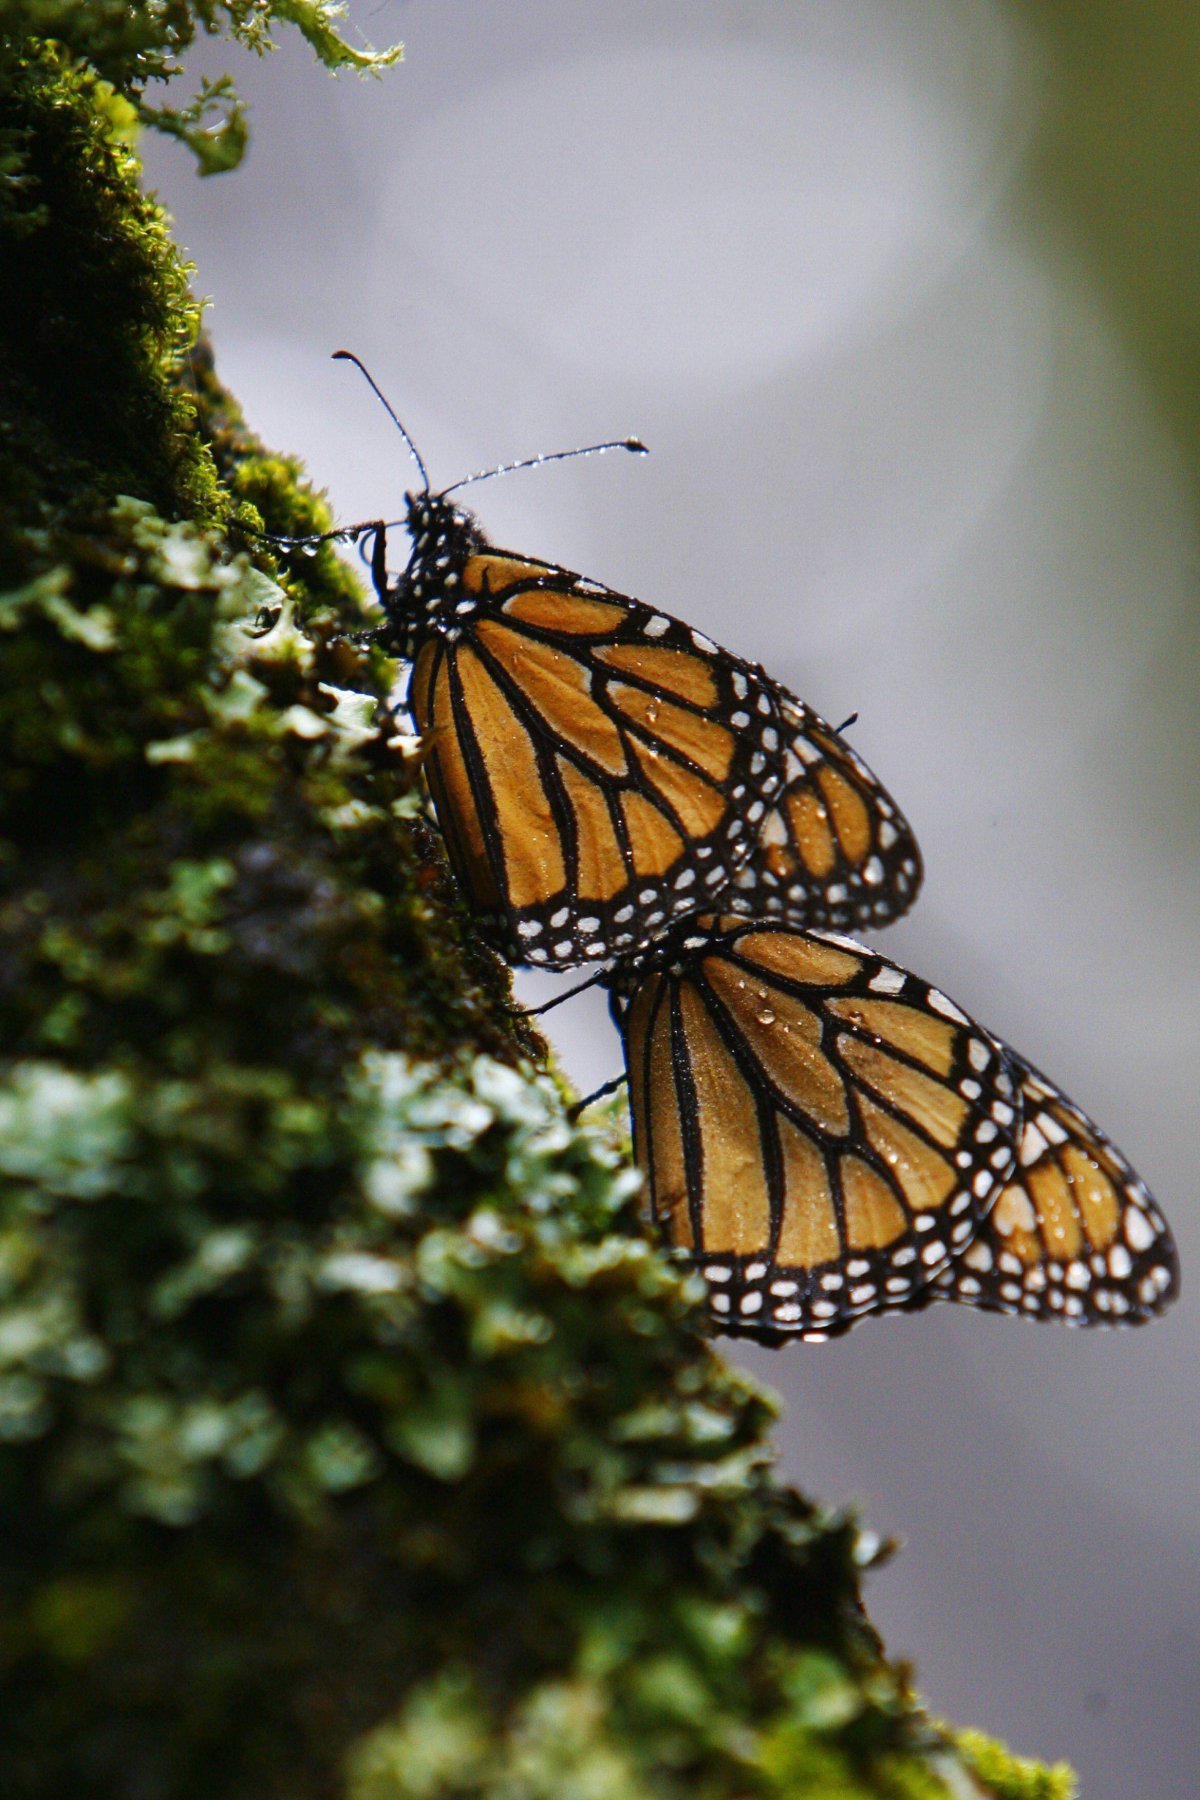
top-left (403, 489), bottom-right (484, 566)
top-left (383, 491), bottom-right (486, 655)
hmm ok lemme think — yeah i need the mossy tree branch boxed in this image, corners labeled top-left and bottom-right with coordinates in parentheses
top-left (0, 12), bottom-right (1073, 1798)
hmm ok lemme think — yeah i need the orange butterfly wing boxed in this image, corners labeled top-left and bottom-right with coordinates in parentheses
top-left (616, 917), bottom-right (1022, 1340)
top-left (410, 552), bottom-right (788, 967)
top-left (931, 1055), bottom-right (1178, 1325)
top-left (726, 690), bottom-right (923, 932)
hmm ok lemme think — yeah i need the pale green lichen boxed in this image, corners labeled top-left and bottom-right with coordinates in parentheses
top-left (347, 1652), bottom-right (961, 1800)
top-left (0, 1039), bottom-right (1066, 1796)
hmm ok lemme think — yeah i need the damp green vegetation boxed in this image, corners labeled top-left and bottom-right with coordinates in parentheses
top-left (954, 1732), bottom-right (1076, 1800)
top-left (0, 0), bottom-right (401, 177)
top-left (0, 11), bottom-right (1073, 1798)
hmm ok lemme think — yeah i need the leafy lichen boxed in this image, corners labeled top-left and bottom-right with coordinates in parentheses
top-left (0, 10), bottom-right (1077, 1799)
top-left (0, 493), bottom-right (519, 1067)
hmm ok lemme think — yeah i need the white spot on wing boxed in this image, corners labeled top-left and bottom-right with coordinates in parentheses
top-left (927, 989), bottom-right (969, 1024)
top-left (868, 965), bottom-right (906, 996)
top-left (1020, 1121), bottom-right (1050, 1167)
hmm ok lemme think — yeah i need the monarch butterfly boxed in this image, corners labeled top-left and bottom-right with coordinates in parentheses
top-left (405, 516), bottom-right (924, 965)
top-left (608, 915), bottom-right (1179, 1341)
top-left (296, 354), bottom-right (922, 966)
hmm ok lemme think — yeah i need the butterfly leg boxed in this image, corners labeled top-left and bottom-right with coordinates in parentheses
top-left (504, 970), bottom-right (611, 1020)
top-left (362, 522), bottom-right (390, 607)
top-left (567, 1074), bottom-right (628, 1122)
top-left (343, 524), bottom-right (392, 626)
top-left (249, 518), bottom-right (397, 642)
top-left (245, 517), bottom-right (393, 600)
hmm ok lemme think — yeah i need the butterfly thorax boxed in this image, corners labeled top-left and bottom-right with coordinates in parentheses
top-left (383, 492), bottom-right (487, 659)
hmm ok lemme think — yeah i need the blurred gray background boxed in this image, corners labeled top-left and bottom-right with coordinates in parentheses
top-left (143, 4), bottom-right (1198, 1793)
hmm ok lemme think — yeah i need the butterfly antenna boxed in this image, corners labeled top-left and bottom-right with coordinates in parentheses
top-left (441, 437), bottom-right (648, 498)
top-left (332, 350), bottom-right (429, 494)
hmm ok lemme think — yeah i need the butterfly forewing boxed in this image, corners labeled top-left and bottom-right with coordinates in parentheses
top-left (725, 692), bottom-right (923, 932)
top-left (409, 551), bottom-right (787, 966)
top-left (616, 918), bottom-right (1023, 1341)
top-left (932, 1054), bottom-right (1179, 1325)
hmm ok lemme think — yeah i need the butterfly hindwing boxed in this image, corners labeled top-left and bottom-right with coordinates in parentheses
top-left (726, 691), bottom-right (923, 932)
top-left (614, 916), bottom-right (1023, 1341)
top-left (409, 547), bottom-right (788, 966)
top-left (931, 1054), bottom-right (1179, 1325)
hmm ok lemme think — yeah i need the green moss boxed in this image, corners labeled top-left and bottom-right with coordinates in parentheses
top-left (953, 1730), bottom-right (1077, 1800)
top-left (0, 8), bottom-right (1077, 1798)
top-left (0, 5), bottom-right (398, 546)
top-left (0, 45), bottom-right (214, 541)
top-left (0, 499), bottom-right (518, 1069)
top-left (189, 333), bottom-right (369, 624)
top-left (0, 0), bottom-right (401, 178)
